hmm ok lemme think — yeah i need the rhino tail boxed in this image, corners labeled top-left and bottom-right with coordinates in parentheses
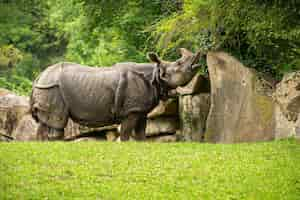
top-left (29, 88), bottom-right (39, 122)
top-left (30, 73), bottom-right (42, 122)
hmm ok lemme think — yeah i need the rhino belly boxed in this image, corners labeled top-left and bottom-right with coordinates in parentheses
top-left (59, 66), bottom-right (119, 127)
top-left (66, 91), bottom-right (116, 127)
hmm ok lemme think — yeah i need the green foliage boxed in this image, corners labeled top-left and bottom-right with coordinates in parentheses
top-left (0, 0), bottom-right (299, 93)
top-left (48, 0), bottom-right (181, 66)
top-left (0, 0), bottom-right (66, 92)
top-left (0, 45), bottom-right (23, 70)
top-left (0, 139), bottom-right (299, 199)
top-left (151, 0), bottom-right (300, 78)
top-left (0, 73), bottom-right (32, 96)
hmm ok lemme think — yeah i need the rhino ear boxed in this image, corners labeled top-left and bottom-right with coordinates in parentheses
top-left (148, 52), bottom-right (161, 64)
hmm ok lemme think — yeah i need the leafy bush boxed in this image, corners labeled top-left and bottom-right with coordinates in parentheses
top-left (0, 0), bottom-right (299, 93)
top-left (151, 0), bottom-right (300, 78)
top-left (0, 73), bottom-right (32, 96)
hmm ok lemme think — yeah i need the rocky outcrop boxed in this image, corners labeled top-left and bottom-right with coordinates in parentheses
top-left (11, 114), bottom-right (38, 141)
top-left (147, 99), bottom-right (178, 119)
top-left (73, 137), bottom-right (101, 142)
top-left (147, 135), bottom-right (177, 142)
top-left (176, 73), bottom-right (210, 95)
top-left (145, 99), bottom-right (179, 141)
top-left (274, 71), bottom-right (300, 139)
top-left (178, 93), bottom-right (210, 141)
top-left (205, 52), bottom-right (275, 143)
top-left (275, 105), bottom-right (300, 139)
top-left (274, 71), bottom-right (300, 122)
top-left (64, 119), bottom-right (81, 140)
top-left (145, 117), bottom-right (179, 136)
top-left (0, 92), bottom-right (31, 139)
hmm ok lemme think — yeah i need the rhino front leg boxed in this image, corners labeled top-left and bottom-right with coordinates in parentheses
top-left (120, 113), bottom-right (140, 141)
top-left (134, 115), bottom-right (147, 141)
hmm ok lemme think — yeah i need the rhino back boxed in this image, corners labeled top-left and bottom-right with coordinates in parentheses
top-left (59, 63), bottom-right (120, 126)
top-left (34, 63), bottom-right (63, 88)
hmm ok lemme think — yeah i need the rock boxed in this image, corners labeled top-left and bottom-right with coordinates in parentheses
top-left (176, 73), bottom-right (210, 95)
top-left (0, 106), bottom-right (14, 136)
top-left (0, 92), bottom-right (29, 137)
top-left (106, 131), bottom-right (119, 141)
top-left (205, 52), bottom-right (275, 143)
top-left (178, 93), bottom-right (210, 141)
top-left (274, 71), bottom-right (300, 122)
top-left (64, 119), bottom-right (81, 140)
top-left (73, 137), bottom-right (100, 142)
top-left (11, 114), bottom-right (38, 141)
top-left (146, 117), bottom-right (179, 136)
top-left (275, 105), bottom-right (300, 139)
top-left (79, 124), bottom-right (119, 134)
top-left (273, 71), bottom-right (300, 139)
top-left (0, 133), bottom-right (13, 141)
top-left (147, 135), bottom-right (177, 142)
top-left (147, 99), bottom-right (178, 118)
top-left (0, 93), bottom-right (29, 119)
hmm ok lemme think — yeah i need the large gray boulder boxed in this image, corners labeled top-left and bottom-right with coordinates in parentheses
top-left (176, 73), bottom-right (210, 95)
top-left (0, 92), bottom-right (29, 138)
top-left (147, 134), bottom-right (177, 142)
top-left (205, 52), bottom-right (275, 143)
top-left (145, 117), bottom-right (179, 136)
top-left (11, 114), bottom-right (38, 141)
top-left (274, 71), bottom-right (300, 139)
top-left (275, 105), bottom-right (300, 139)
top-left (178, 93), bottom-right (210, 141)
top-left (64, 119), bottom-right (81, 140)
top-left (274, 71), bottom-right (300, 122)
top-left (147, 99), bottom-right (178, 119)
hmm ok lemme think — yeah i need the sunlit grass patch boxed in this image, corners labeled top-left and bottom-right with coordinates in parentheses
top-left (0, 139), bottom-right (299, 199)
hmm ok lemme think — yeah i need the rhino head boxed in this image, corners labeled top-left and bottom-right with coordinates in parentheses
top-left (148, 48), bottom-right (202, 88)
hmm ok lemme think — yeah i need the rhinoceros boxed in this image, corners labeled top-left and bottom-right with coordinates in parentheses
top-left (30, 48), bottom-right (202, 141)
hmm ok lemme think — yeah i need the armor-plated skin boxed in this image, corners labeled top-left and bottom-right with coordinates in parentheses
top-left (30, 48), bottom-right (201, 141)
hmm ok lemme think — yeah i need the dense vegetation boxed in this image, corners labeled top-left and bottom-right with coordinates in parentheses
top-left (0, 0), bottom-right (299, 95)
top-left (0, 139), bottom-right (299, 199)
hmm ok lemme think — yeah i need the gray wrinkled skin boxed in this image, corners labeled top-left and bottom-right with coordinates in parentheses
top-left (30, 48), bottom-right (201, 141)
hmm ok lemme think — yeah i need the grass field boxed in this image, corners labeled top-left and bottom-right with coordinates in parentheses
top-left (0, 139), bottom-right (299, 200)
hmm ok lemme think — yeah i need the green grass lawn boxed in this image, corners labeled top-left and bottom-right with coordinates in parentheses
top-left (0, 139), bottom-right (299, 200)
